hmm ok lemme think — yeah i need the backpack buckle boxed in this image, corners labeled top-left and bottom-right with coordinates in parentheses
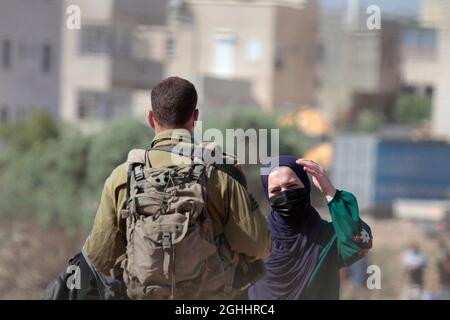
top-left (190, 164), bottom-right (204, 181)
top-left (121, 209), bottom-right (130, 219)
top-left (133, 165), bottom-right (144, 181)
top-left (162, 232), bottom-right (172, 249)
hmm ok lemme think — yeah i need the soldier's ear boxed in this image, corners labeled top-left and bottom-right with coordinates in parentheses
top-left (192, 109), bottom-right (199, 128)
top-left (193, 109), bottom-right (199, 123)
top-left (148, 111), bottom-right (156, 129)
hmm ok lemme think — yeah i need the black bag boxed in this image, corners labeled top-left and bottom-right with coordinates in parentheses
top-left (43, 251), bottom-right (128, 300)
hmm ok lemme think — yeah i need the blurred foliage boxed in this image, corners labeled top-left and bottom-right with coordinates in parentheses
top-left (201, 107), bottom-right (315, 207)
top-left (202, 107), bottom-right (308, 157)
top-left (0, 111), bottom-right (59, 151)
top-left (85, 117), bottom-right (152, 192)
top-left (0, 112), bottom-right (152, 236)
top-left (336, 109), bottom-right (386, 133)
top-left (354, 109), bottom-right (386, 133)
top-left (0, 107), bottom-right (322, 235)
top-left (336, 94), bottom-right (431, 134)
top-left (394, 94), bottom-right (432, 125)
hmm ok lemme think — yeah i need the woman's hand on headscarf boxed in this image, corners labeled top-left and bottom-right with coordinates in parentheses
top-left (296, 159), bottom-right (336, 199)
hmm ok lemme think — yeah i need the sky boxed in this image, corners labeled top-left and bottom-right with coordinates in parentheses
top-left (321, 0), bottom-right (420, 17)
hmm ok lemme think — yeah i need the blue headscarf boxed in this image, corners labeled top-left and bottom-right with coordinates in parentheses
top-left (248, 155), bottom-right (324, 300)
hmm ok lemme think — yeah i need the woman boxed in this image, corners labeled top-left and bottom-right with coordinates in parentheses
top-left (248, 155), bottom-right (373, 300)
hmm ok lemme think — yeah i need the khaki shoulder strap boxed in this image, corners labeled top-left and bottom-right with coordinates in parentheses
top-left (127, 148), bottom-right (147, 165)
top-left (143, 145), bottom-right (259, 211)
top-left (125, 149), bottom-right (148, 205)
top-left (149, 145), bottom-right (247, 189)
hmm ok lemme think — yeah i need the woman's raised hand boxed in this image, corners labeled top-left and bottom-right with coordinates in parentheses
top-left (296, 159), bottom-right (336, 199)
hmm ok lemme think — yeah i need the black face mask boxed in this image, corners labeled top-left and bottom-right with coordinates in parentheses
top-left (268, 188), bottom-right (310, 217)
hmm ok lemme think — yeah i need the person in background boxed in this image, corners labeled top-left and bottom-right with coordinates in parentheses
top-left (436, 238), bottom-right (450, 300)
top-left (248, 156), bottom-right (373, 300)
top-left (401, 242), bottom-right (427, 300)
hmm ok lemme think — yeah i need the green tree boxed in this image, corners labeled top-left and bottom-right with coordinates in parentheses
top-left (85, 117), bottom-right (152, 191)
top-left (0, 111), bottom-right (59, 151)
top-left (201, 107), bottom-right (309, 206)
top-left (0, 108), bottom-right (315, 236)
top-left (354, 109), bottom-right (385, 133)
top-left (202, 107), bottom-right (307, 157)
top-left (0, 114), bottom-right (154, 236)
top-left (395, 94), bottom-right (431, 124)
top-left (0, 124), bottom-right (89, 237)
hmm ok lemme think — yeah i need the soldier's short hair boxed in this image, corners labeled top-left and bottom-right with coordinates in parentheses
top-left (151, 77), bottom-right (198, 127)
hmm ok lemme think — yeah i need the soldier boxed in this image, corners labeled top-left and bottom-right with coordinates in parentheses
top-left (83, 77), bottom-right (271, 299)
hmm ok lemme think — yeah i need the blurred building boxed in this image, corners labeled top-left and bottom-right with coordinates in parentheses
top-left (0, 0), bottom-right (167, 130)
top-left (59, 0), bottom-right (167, 131)
top-left (1, 0), bottom-right (319, 127)
top-left (0, 0), bottom-right (63, 123)
top-left (331, 134), bottom-right (450, 214)
top-left (400, 26), bottom-right (436, 98)
top-left (165, 0), bottom-right (318, 111)
top-left (420, 0), bottom-right (450, 141)
top-left (318, 6), bottom-right (402, 123)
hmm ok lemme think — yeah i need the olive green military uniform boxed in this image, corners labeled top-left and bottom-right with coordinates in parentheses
top-left (85, 129), bottom-right (272, 275)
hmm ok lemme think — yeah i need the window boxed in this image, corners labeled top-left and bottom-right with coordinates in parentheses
top-left (212, 33), bottom-right (236, 78)
top-left (166, 37), bottom-right (176, 58)
top-left (78, 92), bottom-right (97, 119)
top-left (79, 25), bottom-right (114, 54)
top-left (401, 85), bottom-right (416, 95)
top-left (2, 39), bottom-right (11, 69)
top-left (113, 27), bottom-right (133, 57)
top-left (244, 37), bottom-right (261, 64)
top-left (42, 44), bottom-right (51, 73)
top-left (78, 91), bottom-right (130, 120)
top-left (402, 29), bottom-right (436, 50)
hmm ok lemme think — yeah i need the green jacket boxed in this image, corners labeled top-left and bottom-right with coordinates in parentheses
top-left (84, 129), bottom-right (272, 275)
top-left (301, 190), bottom-right (373, 299)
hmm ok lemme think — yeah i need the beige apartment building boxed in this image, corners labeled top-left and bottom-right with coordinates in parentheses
top-left (59, 0), bottom-right (167, 131)
top-left (0, 0), bottom-right (168, 130)
top-left (420, 0), bottom-right (450, 141)
top-left (1, 0), bottom-right (318, 128)
top-left (0, 0), bottom-right (63, 123)
top-left (400, 27), bottom-right (436, 98)
top-left (318, 8), bottom-right (402, 123)
top-left (164, 0), bottom-right (318, 112)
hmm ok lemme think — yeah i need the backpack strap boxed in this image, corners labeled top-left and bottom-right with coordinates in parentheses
top-left (125, 149), bottom-right (148, 206)
top-left (127, 148), bottom-right (147, 165)
top-left (148, 145), bottom-right (248, 189)
top-left (148, 145), bottom-right (259, 211)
